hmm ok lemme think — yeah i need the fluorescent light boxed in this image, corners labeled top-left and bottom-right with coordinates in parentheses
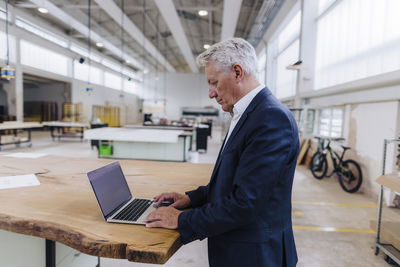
top-left (198, 10), bottom-right (208, 16)
top-left (96, 42), bottom-right (104, 47)
top-left (203, 44), bottom-right (210, 49)
top-left (38, 7), bottom-right (49, 14)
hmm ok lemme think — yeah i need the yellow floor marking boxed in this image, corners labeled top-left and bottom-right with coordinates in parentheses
top-left (293, 211), bottom-right (304, 216)
top-left (293, 225), bottom-right (376, 234)
top-left (293, 201), bottom-right (377, 208)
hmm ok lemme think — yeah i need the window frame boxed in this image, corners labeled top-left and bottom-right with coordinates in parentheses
top-left (316, 106), bottom-right (345, 138)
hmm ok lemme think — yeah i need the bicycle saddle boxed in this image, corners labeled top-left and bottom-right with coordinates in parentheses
top-left (341, 145), bottom-right (351, 150)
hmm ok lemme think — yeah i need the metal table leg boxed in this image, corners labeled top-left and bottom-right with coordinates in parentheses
top-left (46, 239), bottom-right (55, 267)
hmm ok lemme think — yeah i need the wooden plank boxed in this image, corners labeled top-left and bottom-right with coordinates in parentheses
top-left (297, 138), bottom-right (310, 165)
top-left (371, 220), bottom-right (400, 251)
top-left (376, 173), bottom-right (400, 193)
top-left (0, 156), bottom-right (213, 264)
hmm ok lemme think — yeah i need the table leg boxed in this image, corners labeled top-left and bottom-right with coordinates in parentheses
top-left (46, 239), bottom-right (55, 267)
top-left (28, 129), bottom-right (32, 142)
top-left (80, 127), bottom-right (84, 142)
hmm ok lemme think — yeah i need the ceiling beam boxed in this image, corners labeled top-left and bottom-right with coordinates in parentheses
top-left (94, 0), bottom-right (175, 73)
top-left (28, 0), bottom-right (145, 71)
top-left (220, 0), bottom-right (243, 40)
top-left (154, 0), bottom-right (198, 73)
top-left (60, 5), bottom-right (222, 12)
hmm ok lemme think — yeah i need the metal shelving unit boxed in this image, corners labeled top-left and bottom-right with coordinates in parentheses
top-left (374, 138), bottom-right (400, 265)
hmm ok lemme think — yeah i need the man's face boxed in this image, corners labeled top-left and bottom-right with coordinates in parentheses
top-left (205, 62), bottom-right (237, 113)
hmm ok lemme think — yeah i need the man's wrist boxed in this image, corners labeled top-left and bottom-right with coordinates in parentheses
top-left (184, 192), bottom-right (192, 208)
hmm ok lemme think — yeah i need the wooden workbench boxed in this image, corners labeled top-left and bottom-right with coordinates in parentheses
top-left (0, 155), bottom-right (213, 264)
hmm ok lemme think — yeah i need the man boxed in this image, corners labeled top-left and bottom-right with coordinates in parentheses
top-left (145, 38), bottom-right (299, 267)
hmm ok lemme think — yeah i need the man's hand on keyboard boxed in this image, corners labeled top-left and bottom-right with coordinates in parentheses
top-left (145, 206), bottom-right (183, 229)
top-left (153, 192), bottom-right (191, 209)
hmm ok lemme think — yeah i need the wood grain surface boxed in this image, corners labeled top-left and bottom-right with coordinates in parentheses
top-left (0, 155), bottom-right (213, 264)
top-left (376, 173), bottom-right (400, 193)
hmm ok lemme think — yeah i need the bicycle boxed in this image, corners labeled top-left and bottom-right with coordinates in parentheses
top-left (309, 136), bottom-right (363, 193)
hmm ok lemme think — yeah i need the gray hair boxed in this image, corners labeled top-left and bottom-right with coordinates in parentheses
top-left (196, 38), bottom-right (258, 77)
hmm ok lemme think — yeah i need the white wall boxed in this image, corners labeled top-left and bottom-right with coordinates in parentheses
top-left (143, 72), bottom-right (219, 121)
top-left (347, 101), bottom-right (399, 196)
top-left (71, 79), bottom-right (141, 125)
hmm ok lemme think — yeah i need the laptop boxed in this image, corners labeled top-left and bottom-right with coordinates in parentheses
top-left (87, 161), bottom-right (156, 225)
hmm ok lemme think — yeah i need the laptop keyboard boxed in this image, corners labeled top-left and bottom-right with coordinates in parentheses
top-left (113, 198), bottom-right (153, 222)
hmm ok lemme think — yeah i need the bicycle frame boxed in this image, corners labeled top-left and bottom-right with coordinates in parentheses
top-left (323, 141), bottom-right (347, 177)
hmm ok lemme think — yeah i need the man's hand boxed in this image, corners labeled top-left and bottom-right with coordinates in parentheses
top-left (145, 206), bottom-right (183, 229)
top-left (153, 192), bottom-right (191, 209)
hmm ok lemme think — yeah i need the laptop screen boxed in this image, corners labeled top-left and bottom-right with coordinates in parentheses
top-left (87, 161), bottom-right (132, 219)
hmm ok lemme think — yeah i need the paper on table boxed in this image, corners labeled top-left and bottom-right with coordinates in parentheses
top-left (0, 174), bottom-right (40, 190)
top-left (4, 152), bottom-right (47, 158)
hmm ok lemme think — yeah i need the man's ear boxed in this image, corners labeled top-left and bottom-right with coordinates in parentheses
top-left (232, 64), bottom-right (244, 81)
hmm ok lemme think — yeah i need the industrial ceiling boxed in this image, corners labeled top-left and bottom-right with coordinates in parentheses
top-left (10, 0), bottom-right (282, 73)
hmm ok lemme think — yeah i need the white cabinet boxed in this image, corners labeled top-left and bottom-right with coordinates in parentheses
top-left (56, 243), bottom-right (98, 267)
top-left (0, 230), bottom-right (45, 267)
top-left (0, 230), bottom-right (97, 267)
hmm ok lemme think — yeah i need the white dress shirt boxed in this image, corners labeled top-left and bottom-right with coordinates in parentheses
top-left (222, 84), bottom-right (265, 151)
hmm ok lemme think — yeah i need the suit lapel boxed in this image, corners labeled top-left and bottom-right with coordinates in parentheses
top-left (209, 88), bottom-right (269, 182)
top-left (221, 88), bottom-right (268, 153)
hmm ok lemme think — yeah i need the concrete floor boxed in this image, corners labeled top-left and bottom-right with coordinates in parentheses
top-left (1, 128), bottom-right (399, 267)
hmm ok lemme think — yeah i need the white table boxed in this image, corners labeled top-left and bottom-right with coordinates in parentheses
top-left (42, 121), bottom-right (89, 141)
top-left (84, 127), bottom-right (192, 162)
top-left (0, 122), bottom-right (43, 150)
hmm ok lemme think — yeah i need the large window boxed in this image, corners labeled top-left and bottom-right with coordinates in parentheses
top-left (315, 0), bottom-right (400, 89)
top-left (16, 17), bottom-right (68, 48)
top-left (267, 10), bottom-right (301, 99)
top-left (276, 39), bottom-right (299, 99)
top-left (317, 108), bottom-right (343, 137)
top-left (257, 50), bottom-right (266, 85)
top-left (20, 40), bottom-right (69, 76)
top-left (0, 7), bottom-right (6, 21)
top-left (74, 61), bottom-right (103, 85)
top-left (104, 72), bottom-right (121, 90)
top-left (123, 79), bottom-right (140, 95)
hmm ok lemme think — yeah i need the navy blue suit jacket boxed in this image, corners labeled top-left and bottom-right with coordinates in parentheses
top-left (178, 88), bottom-right (299, 267)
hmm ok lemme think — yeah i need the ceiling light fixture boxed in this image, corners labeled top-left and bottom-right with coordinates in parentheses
top-left (96, 42), bottom-right (103, 47)
top-left (198, 10), bottom-right (208, 16)
top-left (203, 44), bottom-right (210, 49)
top-left (286, 60), bottom-right (302, 70)
top-left (38, 7), bottom-right (49, 14)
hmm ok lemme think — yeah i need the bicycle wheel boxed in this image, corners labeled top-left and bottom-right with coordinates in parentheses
top-left (338, 159), bottom-right (363, 193)
top-left (310, 152), bottom-right (328, 179)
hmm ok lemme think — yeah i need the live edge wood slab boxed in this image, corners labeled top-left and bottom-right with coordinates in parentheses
top-left (0, 155), bottom-right (213, 264)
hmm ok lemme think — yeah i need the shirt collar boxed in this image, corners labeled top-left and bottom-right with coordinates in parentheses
top-left (232, 84), bottom-right (265, 118)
